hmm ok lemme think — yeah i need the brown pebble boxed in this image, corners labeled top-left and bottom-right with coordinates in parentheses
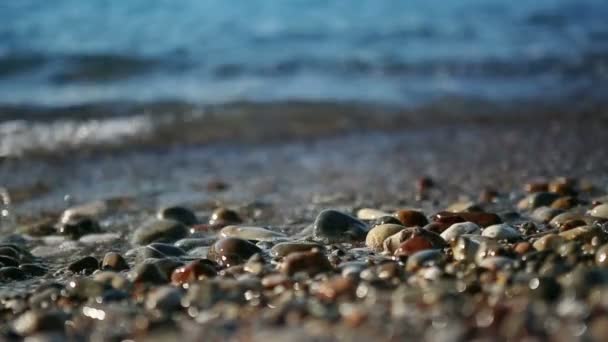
top-left (432, 211), bottom-right (501, 227)
top-left (209, 208), bottom-right (242, 225)
top-left (394, 209), bottom-right (428, 227)
top-left (394, 235), bottom-right (434, 257)
top-left (280, 249), bottom-right (332, 276)
top-left (102, 252), bottom-right (129, 271)
top-left (558, 219), bottom-right (586, 232)
top-left (261, 273), bottom-right (291, 288)
top-left (550, 196), bottom-right (577, 210)
top-left (524, 181), bottom-right (549, 193)
top-left (208, 237), bottom-right (262, 268)
top-left (514, 242), bottom-right (532, 255)
top-left (315, 276), bottom-right (355, 301)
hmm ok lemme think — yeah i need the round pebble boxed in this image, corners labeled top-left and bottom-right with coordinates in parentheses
top-left (394, 209), bottom-right (428, 227)
top-left (208, 237), bottom-right (262, 268)
top-left (312, 209), bottom-right (368, 243)
top-left (219, 225), bottom-right (286, 241)
top-left (365, 224), bottom-right (404, 251)
top-left (68, 256), bottom-right (99, 274)
top-left (440, 222), bottom-right (481, 242)
top-left (157, 206), bottom-right (198, 226)
top-left (102, 252), bottom-right (130, 271)
top-left (482, 224), bottom-right (521, 241)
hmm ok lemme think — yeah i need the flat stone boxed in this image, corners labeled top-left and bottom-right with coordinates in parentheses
top-left (131, 219), bottom-right (188, 246)
top-left (270, 241), bottom-right (323, 258)
top-left (219, 225), bottom-right (286, 241)
top-left (482, 224), bottom-right (521, 241)
top-left (312, 209), bottom-right (368, 243)
top-left (174, 237), bottom-right (216, 251)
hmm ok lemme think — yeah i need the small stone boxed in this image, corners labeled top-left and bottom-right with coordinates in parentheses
top-left (129, 263), bottom-right (168, 284)
top-left (102, 252), bottom-right (129, 271)
top-left (549, 180), bottom-right (576, 196)
top-left (58, 217), bottom-right (101, 240)
top-left (440, 222), bottom-right (481, 242)
top-left (19, 264), bottom-right (47, 276)
top-left (145, 286), bottom-right (183, 311)
top-left (280, 249), bottom-right (332, 276)
top-left (312, 209), bottom-right (368, 243)
top-left (595, 244), bottom-right (608, 267)
top-left (517, 192), bottom-right (560, 210)
top-left (365, 224), bottom-right (404, 251)
top-left (171, 259), bottom-right (217, 285)
top-left (393, 228), bottom-right (446, 257)
top-left (478, 188), bottom-right (498, 203)
top-left (549, 211), bottom-right (585, 229)
top-left (208, 238), bottom-right (262, 268)
top-left (131, 219), bottom-right (188, 246)
top-left (558, 219), bottom-right (586, 232)
top-left (482, 224), bottom-right (521, 241)
top-left (432, 211), bottom-right (501, 227)
top-left (356, 208), bottom-right (390, 220)
top-left (158, 206), bottom-right (198, 226)
top-left (209, 208), bottom-right (242, 225)
top-left (405, 249), bottom-right (444, 272)
top-left (590, 204), bottom-right (608, 219)
top-left (532, 234), bottom-right (564, 251)
top-left (68, 256), bottom-right (99, 274)
top-left (0, 266), bottom-right (27, 281)
top-left (12, 310), bottom-right (67, 336)
top-left (93, 271), bottom-right (129, 289)
top-left (514, 242), bottom-right (532, 255)
top-left (219, 225), bottom-right (286, 241)
top-left (270, 241), bottom-right (323, 258)
top-left (394, 209), bottom-right (428, 227)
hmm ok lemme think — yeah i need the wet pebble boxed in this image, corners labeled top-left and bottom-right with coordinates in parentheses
top-left (171, 259), bottom-right (217, 285)
top-left (131, 219), bottom-right (188, 246)
top-left (365, 224), bottom-right (404, 251)
top-left (102, 252), bottom-right (129, 271)
top-left (58, 217), bottom-right (101, 240)
top-left (270, 241), bottom-right (323, 258)
top-left (19, 263), bottom-right (47, 276)
top-left (174, 237), bottom-right (216, 251)
top-left (530, 206), bottom-right (563, 223)
top-left (208, 237), bottom-right (262, 268)
top-left (158, 206), bottom-right (198, 226)
top-left (590, 203), bottom-right (608, 219)
top-left (595, 244), bottom-right (608, 267)
top-left (312, 209), bottom-right (368, 243)
top-left (68, 256), bottom-right (99, 274)
top-left (394, 209), bottom-right (428, 227)
top-left (405, 249), bottom-right (444, 272)
top-left (18, 219), bottom-right (56, 237)
top-left (280, 249), bottom-right (332, 276)
top-left (209, 207), bottom-right (242, 225)
top-left (532, 234), bottom-right (564, 251)
top-left (482, 224), bottom-right (521, 240)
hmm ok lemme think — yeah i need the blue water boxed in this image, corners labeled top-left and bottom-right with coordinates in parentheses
top-left (0, 0), bottom-right (607, 107)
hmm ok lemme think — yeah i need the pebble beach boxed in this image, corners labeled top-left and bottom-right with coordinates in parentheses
top-left (1, 109), bottom-right (608, 341)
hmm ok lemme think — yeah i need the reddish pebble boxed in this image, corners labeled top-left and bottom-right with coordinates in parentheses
top-left (394, 235), bottom-right (434, 257)
top-left (514, 242), bottom-right (532, 255)
top-left (171, 259), bottom-right (217, 285)
top-left (280, 249), bottom-right (332, 276)
top-left (315, 276), bottom-right (355, 301)
top-left (395, 209), bottom-right (428, 227)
